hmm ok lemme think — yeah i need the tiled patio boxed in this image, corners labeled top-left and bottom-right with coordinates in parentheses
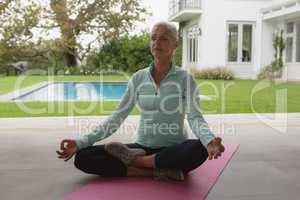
top-left (0, 113), bottom-right (299, 200)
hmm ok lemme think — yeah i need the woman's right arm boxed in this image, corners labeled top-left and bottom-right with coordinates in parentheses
top-left (75, 75), bottom-right (138, 150)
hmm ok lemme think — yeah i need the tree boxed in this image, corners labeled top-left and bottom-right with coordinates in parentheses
top-left (45, 0), bottom-right (147, 67)
top-left (0, 1), bottom-right (66, 75)
top-left (0, 0), bottom-right (148, 68)
top-left (0, 0), bottom-right (41, 74)
top-left (272, 29), bottom-right (285, 72)
top-left (86, 32), bottom-right (152, 73)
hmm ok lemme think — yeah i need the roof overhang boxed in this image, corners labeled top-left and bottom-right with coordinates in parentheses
top-left (261, 0), bottom-right (300, 21)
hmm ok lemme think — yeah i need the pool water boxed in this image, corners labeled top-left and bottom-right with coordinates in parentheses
top-left (14, 82), bottom-right (127, 101)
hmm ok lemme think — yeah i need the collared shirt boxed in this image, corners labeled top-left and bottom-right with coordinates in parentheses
top-left (76, 62), bottom-right (215, 149)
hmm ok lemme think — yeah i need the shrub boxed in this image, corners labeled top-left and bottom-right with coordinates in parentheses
top-left (257, 62), bottom-right (283, 81)
top-left (190, 67), bottom-right (234, 80)
top-left (259, 29), bottom-right (286, 81)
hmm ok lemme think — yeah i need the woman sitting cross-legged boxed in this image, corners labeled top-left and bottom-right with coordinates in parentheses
top-left (56, 22), bottom-right (225, 181)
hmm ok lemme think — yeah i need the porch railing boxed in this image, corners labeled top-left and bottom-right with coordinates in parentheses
top-left (169, 0), bottom-right (202, 18)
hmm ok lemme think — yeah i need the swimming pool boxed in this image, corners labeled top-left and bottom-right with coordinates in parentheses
top-left (13, 82), bottom-right (128, 101)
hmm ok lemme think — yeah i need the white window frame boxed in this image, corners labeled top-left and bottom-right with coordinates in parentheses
top-left (285, 20), bottom-right (300, 64)
top-left (187, 24), bottom-right (199, 64)
top-left (226, 21), bottom-right (255, 65)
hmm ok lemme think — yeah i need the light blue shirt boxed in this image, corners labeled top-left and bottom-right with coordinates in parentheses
top-left (76, 62), bottom-right (215, 150)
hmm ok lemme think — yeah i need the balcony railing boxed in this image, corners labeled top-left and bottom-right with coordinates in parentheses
top-left (169, 0), bottom-right (202, 18)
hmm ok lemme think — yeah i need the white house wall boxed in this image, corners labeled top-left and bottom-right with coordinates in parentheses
top-left (198, 0), bottom-right (272, 79)
top-left (177, 0), bottom-right (300, 80)
top-left (260, 0), bottom-right (300, 81)
top-left (283, 63), bottom-right (300, 81)
top-left (260, 21), bottom-right (278, 68)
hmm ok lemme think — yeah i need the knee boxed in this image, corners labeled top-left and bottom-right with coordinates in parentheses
top-left (190, 140), bottom-right (209, 161)
top-left (73, 147), bottom-right (97, 172)
top-left (73, 146), bottom-right (106, 171)
top-left (74, 150), bottom-right (85, 170)
top-left (182, 140), bottom-right (209, 173)
top-left (73, 150), bottom-right (99, 174)
top-left (196, 140), bottom-right (208, 156)
top-left (184, 139), bottom-right (208, 154)
top-left (73, 148), bottom-right (127, 177)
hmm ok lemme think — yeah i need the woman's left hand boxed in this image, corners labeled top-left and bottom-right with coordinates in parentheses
top-left (207, 137), bottom-right (225, 160)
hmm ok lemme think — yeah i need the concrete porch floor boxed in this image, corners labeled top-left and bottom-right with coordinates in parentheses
top-left (0, 113), bottom-right (300, 200)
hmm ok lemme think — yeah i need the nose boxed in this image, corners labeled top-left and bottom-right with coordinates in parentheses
top-left (152, 39), bottom-right (162, 47)
top-left (152, 38), bottom-right (158, 44)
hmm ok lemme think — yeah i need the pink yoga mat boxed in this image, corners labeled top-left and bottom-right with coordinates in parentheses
top-left (64, 144), bottom-right (239, 200)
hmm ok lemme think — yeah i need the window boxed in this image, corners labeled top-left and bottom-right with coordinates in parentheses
top-left (242, 24), bottom-right (252, 62)
top-left (286, 37), bottom-right (293, 62)
top-left (228, 24), bottom-right (238, 62)
top-left (286, 22), bottom-right (294, 63)
top-left (187, 25), bottom-right (199, 63)
top-left (287, 22), bottom-right (294, 33)
top-left (296, 21), bottom-right (300, 62)
top-left (285, 21), bottom-right (300, 63)
top-left (227, 22), bottom-right (254, 63)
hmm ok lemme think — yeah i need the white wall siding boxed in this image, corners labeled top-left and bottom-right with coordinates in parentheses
top-left (175, 0), bottom-right (300, 80)
top-left (282, 64), bottom-right (300, 81)
top-left (260, 21), bottom-right (276, 68)
top-left (227, 64), bottom-right (256, 79)
top-left (199, 0), bottom-right (270, 70)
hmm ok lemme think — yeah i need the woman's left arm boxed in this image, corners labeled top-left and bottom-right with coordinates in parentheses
top-left (184, 74), bottom-right (225, 158)
top-left (184, 73), bottom-right (215, 147)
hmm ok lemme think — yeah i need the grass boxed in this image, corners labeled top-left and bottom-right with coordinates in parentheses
top-left (0, 101), bottom-right (139, 118)
top-left (0, 76), bottom-right (299, 117)
top-left (196, 79), bottom-right (300, 113)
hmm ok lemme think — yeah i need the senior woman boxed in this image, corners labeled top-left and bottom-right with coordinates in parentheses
top-left (56, 22), bottom-right (225, 181)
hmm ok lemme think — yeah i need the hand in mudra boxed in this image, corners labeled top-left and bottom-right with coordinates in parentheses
top-left (56, 139), bottom-right (78, 162)
top-left (207, 137), bottom-right (225, 160)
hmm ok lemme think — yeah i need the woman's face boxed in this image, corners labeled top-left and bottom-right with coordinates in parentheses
top-left (150, 25), bottom-right (177, 60)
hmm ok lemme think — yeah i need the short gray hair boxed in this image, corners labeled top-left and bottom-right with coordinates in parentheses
top-left (151, 21), bottom-right (178, 44)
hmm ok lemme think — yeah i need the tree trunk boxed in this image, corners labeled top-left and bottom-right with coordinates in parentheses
top-left (50, 0), bottom-right (78, 67)
top-left (65, 47), bottom-right (78, 67)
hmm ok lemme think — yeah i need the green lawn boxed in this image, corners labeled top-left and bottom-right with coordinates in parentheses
top-left (0, 76), bottom-right (299, 117)
top-left (0, 101), bottom-right (140, 118)
top-left (197, 79), bottom-right (300, 113)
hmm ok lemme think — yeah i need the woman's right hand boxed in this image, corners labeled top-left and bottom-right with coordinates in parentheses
top-left (56, 139), bottom-right (78, 162)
